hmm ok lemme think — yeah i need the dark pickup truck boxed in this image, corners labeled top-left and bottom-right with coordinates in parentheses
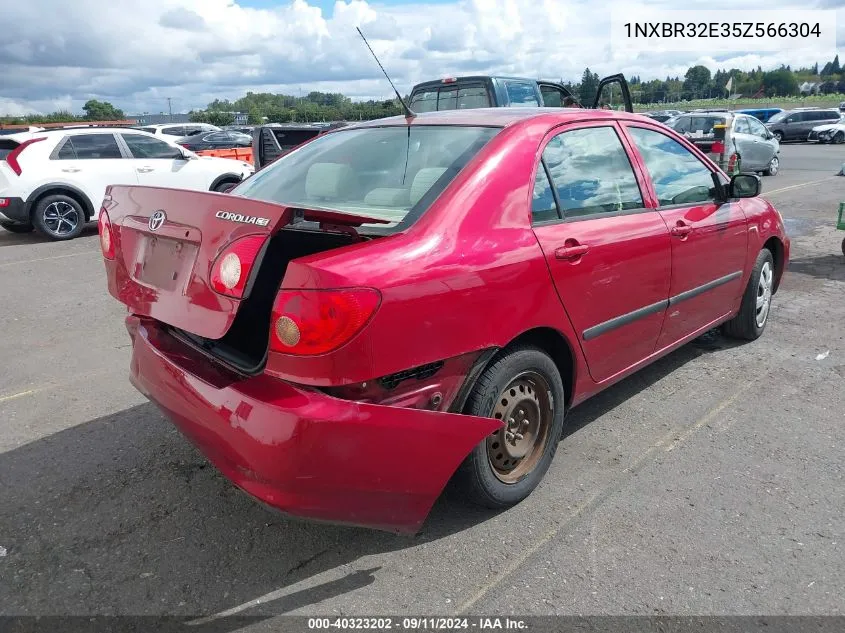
top-left (408, 74), bottom-right (632, 113)
top-left (251, 122), bottom-right (349, 170)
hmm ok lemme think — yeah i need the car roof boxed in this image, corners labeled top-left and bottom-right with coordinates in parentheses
top-left (347, 107), bottom-right (641, 130)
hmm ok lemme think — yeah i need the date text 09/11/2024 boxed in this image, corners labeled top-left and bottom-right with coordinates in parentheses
top-left (307, 617), bottom-right (528, 630)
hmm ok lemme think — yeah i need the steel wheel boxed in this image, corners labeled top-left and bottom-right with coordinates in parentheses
top-left (486, 371), bottom-right (553, 484)
top-left (756, 260), bottom-right (773, 328)
top-left (42, 201), bottom-right (80, 236)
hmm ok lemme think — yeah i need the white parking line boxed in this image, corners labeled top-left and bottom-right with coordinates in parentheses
top-left (454, 371), bottom-right (768, 615)
top-left (0, 250), bottom-right (98, 268)
top-left (0, 389), bottom-right (38, 403)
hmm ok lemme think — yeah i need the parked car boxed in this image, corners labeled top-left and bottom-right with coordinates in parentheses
top-left (0, 127), bottom-right (253, 239)
top-left (252, 122), bottom-right (349, 170)
top-left (408, 74), bottom-right (633, 112)
top-left (136, 123), bottom-right (220, 138)
top-left (223, 125), bottom-right (255, 135)
top-left (808, 119), bottom-right (845, 144)
top-left (175, 130), bottom-right (253, 152)
top-left (765, 108), bottom-right (841, 142)
top-left (668, 110), bottom-right (780, 176)
top-left (98, 108), bottom-right (789, 534)
top-left (736, 108), bottom-right (783, 123)
top-left (643, 110), bottom-right (683, 122)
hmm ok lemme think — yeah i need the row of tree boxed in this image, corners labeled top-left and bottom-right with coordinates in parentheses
top-left (2, 55), bottom-right (843, 125)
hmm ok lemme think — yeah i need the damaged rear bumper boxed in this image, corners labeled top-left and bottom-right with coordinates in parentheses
top-left (126, 316), bottom-right (501, 534)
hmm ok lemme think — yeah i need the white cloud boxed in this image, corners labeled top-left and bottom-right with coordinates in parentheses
top-left (0, 0), bottom-right (842, 115)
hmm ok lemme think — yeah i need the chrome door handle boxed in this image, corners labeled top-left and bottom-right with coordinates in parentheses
top-left (137, 167), bottom-right (154, 173)
top-left (61, 168), bottom-right (81, 173)
top-left (670, 222), bottom-right (693, 238)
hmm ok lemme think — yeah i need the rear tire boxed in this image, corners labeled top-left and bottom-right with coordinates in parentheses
top-left (0, 221), bottom-right (34, 234)
top-left (452, 346), bottom-right (566, 508)
top-left (723, 248), bottom-right (774, 341)
top-left (31, 194), bottom-right (85, 240)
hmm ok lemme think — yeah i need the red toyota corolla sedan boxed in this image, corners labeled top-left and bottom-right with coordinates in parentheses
top-left (99, 108), bottom-right (789, 534)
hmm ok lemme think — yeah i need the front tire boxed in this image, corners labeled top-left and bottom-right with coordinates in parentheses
top-left (453, 346), bottom-right (566, 508)
top-left (723, 248), bottom-right (775, 341)
top-left (0, 221), bottom-right (34, 234)
top-left (773, 131), bottom-right (784, 143)
top-left (32, 195), bottom-right (85, 240)
top-left (834, 131), bottom-right (845, 145)
top-left (763, 155), bottom-right (779, 176)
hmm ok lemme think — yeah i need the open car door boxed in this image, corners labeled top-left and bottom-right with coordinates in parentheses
top-left (591, 74), bottom-right (633, 112)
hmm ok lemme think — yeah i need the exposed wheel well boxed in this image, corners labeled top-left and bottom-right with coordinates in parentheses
top-left (502, 328), bottom-right (576, 410)
top-left (26, 187), bottom-right (95, 221)
top-left (763, 236), bottom-right (785, 293)
top-left (210, 174), bottom-right (242, 191)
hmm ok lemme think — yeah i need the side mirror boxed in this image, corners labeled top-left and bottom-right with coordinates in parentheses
top-left (729, 173), bottom-right (761, 199)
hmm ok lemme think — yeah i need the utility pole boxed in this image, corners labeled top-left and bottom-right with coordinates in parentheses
top-left (167, 97), bottom-right (173, 121)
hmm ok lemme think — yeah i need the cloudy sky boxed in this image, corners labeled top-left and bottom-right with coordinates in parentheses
top-left (1, 0), bottom-right (843, 116)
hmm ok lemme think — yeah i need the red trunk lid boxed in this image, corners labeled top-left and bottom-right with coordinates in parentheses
top-left (103, 185), bottom-right (386, 340)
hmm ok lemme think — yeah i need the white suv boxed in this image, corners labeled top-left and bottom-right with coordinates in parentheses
top-left (135, 123), bottom-right (220, 138)
top-left (0, 127), bottom-right (254, 240)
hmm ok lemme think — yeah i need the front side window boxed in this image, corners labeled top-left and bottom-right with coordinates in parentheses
top-left (503, 81), bottom-right (540, 107)
top-left (539, 85), bottom-right (565, 107)
top-left (121, 134), bottom-right (183, 159)
top-left (627, 126), bottom-right (718, 207)
top-left (542, 126), bottom-right (643, 219)
top-left (747, 117), bottom-right (768, 138)
top-left (65, 134), bottom-right (122, 159)
top-left (232, 125), bottom-right (500, 231)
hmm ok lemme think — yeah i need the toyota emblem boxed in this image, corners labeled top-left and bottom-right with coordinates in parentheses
top-left (149, 210), bottom-right (166, 231)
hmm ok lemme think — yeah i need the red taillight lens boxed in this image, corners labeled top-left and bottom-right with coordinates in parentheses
top-left (270, 288), bottom-right (381, 356)
top-left (5, 137), bottom-right (46, 176)
top-left (209, 235), bottom-right (266, 298)
top-left (98, 210), bottom-right (115, 260)
top-left (711, 141), bottom-right (725, 154)
top-left (727, 152), bottom-right (738, 173)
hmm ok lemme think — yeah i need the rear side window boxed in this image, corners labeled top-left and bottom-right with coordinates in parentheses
top-left (819, 110), bottom-right (839, 120)
top-left (161, 126), bottom-right (186, 136)
top-left (628, 126), bottom-right (717, 207)
top-left (0, 140), bottom-right (19, 159)
top-left (409, 84), bottom-right (491, 112)
top-left (65, 134), bottom-right (122, 159)
top-left (139, 127), bottom-right (157, 134)
top-left (121, 134), bottom-right (183, 159)
top-left (531, 164), bottom-right (559, 223)
top-left (542, 126), bottom-right (643, 219)
top-left (733, 117), bottom-right (751, 134)
top-left (503, 81), bottom-right (540, 107)
top-left (55, 139), bottom-right (77, 159)
top-left (409, 89), bottom-right (439, 113)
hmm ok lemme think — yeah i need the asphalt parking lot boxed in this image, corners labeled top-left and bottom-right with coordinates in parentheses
top-left (1, 143), bottom-right (844, 623)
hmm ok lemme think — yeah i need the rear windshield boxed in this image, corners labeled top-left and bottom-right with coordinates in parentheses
top-left (409, 84), bottom-right (492, 113)
top-left (232, 125), bottom-right (500, 231)
top-left (0, 139), bottom-right (19, 158)
top-left (670, 115), bottom-right (725, 137)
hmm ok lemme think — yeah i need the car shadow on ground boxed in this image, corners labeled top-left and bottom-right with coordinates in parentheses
top-left (786, 253), bottom-right (845, 282)
top-left (0, 224), bottom-right (98, 247)
top-left (0, 329), bottom-right (743, 626)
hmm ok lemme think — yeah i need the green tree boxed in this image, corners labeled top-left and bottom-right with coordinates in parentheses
top-left (82, 99), bottom-right (125, 120)
top-left (832, 54), bottom-right (841, 74)
top-left (578, 68), bottom-right (599, 105)
top-left (683, 65), bottom-right (712, 98)
top-left (762, 68), bottom-right (799, 96)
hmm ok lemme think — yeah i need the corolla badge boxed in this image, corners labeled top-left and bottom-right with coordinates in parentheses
top-left (149, 210), bottom-right (166, 231)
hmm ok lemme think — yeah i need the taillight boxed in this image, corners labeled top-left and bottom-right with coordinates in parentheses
top-left (727, 152), bottom-right (738, 174)
top-left (270, 288), bottom-right (381, 356)
top-left (209, 235), bottom-right (266, 298)
top-left (98, 210), bottom-right (115, 260)
top-left (711, 141), bottom-right (725, 154)
top-left (5, 137), bottom-right (46, 176)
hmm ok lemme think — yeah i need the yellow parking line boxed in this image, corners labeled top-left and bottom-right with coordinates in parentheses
top-left (0, 250), bottom-right (98, 268)
top-left (764, 177), bottom-right (837, 196)
top-left (0, 389), bottom-right (38, 403)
